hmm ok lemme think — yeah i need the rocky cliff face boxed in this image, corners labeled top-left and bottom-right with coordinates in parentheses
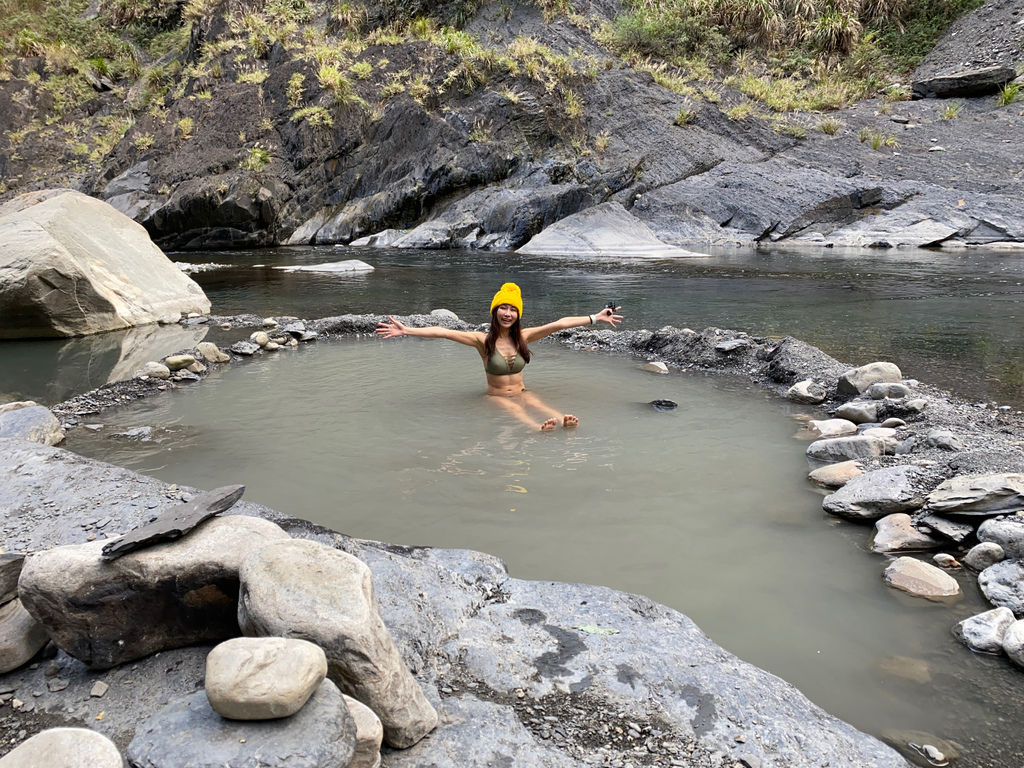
top-left (1, 0), bottom-right (1022, 251)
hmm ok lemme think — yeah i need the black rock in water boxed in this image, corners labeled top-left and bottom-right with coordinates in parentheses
top-left (649, 399), bottom-right (678, 412)
top-left (101, 485), bottom-right (245, 560)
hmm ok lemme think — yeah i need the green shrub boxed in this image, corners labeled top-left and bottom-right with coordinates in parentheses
top-left (176, 116), bottom-right (194, 138)
top-left (240, 144), bottom-right (271, 172)
top-left (673, 107), bottom-right (695, 126)
top-left (291, 105), bottom-right (333, 127)
top-left (349, 61), bottom-right (373, 80)
top-left (820, 117), bottom-right (842, 135)
top-left (287, 72), bottom-right (305, 107)
top-left (939, 101), bottom-right (962, 119)
top-left (996, 82), bottom-right (1021, 106)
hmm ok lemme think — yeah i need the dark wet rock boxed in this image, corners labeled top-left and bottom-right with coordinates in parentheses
top-left (230, 341), bottom-right (260, 356)
top-left (100, 484), bottom-right (244, 560)
top-left (127, 679), bottom-right (356, 768)
top-left (912, 65), bottom-right (1017, 99)
top-left (823, 465), bottom-right (930, 520)
top-left (952, 607), bottom-right (1015, 654)
top-left (18, 516), bottom-right (289, 668)
top-left (390, 183), bottom-right (591, 251)
top-left (979, 560), bottom-right (1024, 616)
top-left (649, 399), bottom-right (677, 412)
top-left (977, 514), bottom-right (1024, 558)
top-left (913, 514), bottom-right (975, 544)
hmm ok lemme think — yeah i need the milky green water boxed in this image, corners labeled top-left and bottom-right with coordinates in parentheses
top-left (65, 337), bottom-right (1024, 768)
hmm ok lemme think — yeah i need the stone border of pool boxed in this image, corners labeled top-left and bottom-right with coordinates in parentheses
top-left (3, 309), bottom-right (1023, 767)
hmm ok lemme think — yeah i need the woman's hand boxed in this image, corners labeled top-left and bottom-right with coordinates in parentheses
top-left (376, 315), bottom-right (407, 338)
top-left (595, 306), bottom-right (623, 328)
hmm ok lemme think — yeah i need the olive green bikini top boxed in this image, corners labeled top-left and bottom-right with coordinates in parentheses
top-left (485, 348), bottom-right (527, 376)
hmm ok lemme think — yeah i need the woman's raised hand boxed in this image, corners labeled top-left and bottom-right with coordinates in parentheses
top-left (595, 306), bottom-right (623, 328)
top-left (376, 315), bottom-right (407, 338)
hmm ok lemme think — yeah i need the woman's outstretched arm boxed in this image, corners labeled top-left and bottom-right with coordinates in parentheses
top-left (522, 306), bottom-right (623, 343)
top-left (376, 316), bottom-right (485, 348)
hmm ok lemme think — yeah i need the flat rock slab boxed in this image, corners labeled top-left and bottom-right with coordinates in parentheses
top-left (883, 557), bottom-right (961, 600)
top-left (872, 514), bottom-right (940, 553)
top-left (205, 637), bottom-right (327, 720)
top-left (0, 727), bottom-right (122, 768)
top-left (275, 260), bottom-right (374, 273)
top-left (823, 465), bottom-right (929, 520)
top-left (127, 679), bottom-right (355, 768)
top-left (912, 65), bottom-right (1017, 98)
top-left (914, 514), bottom-right (975, 543)
top-left (926, 473), bottom-right (1024, 516)
top-left (101, 484), bottom-right (245, 560)
top-left (19, 515), bottom-right (290, 668)
top-left (979, 560), bottom-right (1024, 616)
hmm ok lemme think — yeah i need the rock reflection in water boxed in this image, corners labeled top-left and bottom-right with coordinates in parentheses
top-left (1, 323), bottom-right (208, 405)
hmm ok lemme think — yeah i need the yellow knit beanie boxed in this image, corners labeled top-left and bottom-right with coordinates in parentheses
top-left (490, 282), bottom-right (523, 317)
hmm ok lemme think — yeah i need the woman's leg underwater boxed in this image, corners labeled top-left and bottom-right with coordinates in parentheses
top-left (519, 391), bottom-right (578, 428)
top-left (491, 394), bottom-right (558, 431)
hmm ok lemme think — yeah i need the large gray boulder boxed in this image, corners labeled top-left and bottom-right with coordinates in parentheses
top-left (912, 64), bottom-right (1017, 98)
top-left (823, 465), bottom-right (929, 520)
top-left (0, 402), bottom-right (63, 445)
top-left (517, 202), bottom-right (703, 258)
top-left (837, 363), bottom-right (902, 396)
top-left (18, 516), bottom-right (290, 668)
top-left (0, 189), bottom-right (210, 339)
top-left (952, 607), bottom-right (1015, 654)
top-left (127, 679), bottom-right (355, 768)
top-left (977, 514), bottom-right (1024, 558)
top-left (806, 435), bottom-right (891, 463)
top-left (978, 560), bottom-right (1024, 616)
top-left (871, 514), bottom-right (940, 553)
top-left (238, 539), bottom-right (439, 748)
top-left (925, 473), bottom-right (1024, 516)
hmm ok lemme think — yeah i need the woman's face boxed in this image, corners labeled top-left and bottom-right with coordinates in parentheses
top-left (495, 304), bottom-right (519, 328)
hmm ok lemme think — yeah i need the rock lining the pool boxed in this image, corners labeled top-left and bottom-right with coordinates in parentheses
top-left (2, 309), bottom-right (1023, 766)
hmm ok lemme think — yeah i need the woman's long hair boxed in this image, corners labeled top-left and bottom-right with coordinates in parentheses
top-left (484, 307), bottom-right (531, 363)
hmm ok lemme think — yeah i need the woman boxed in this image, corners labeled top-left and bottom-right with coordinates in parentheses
top-left (376, 283), bottom-right (623, 431)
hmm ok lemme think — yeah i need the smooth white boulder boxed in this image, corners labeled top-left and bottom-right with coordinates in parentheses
top-left (0, 189), bottom-right (209, 338)
top-left (952, 607), bottom-right (1015, 654)
top-left (883, 557), bottom-right (961, 600)
top-left (837, 362), bottom-right (902, 396)
top-left (0, 728), bottom-right (122, 767)
top-left (205, 637), bottom-right (328, 720)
